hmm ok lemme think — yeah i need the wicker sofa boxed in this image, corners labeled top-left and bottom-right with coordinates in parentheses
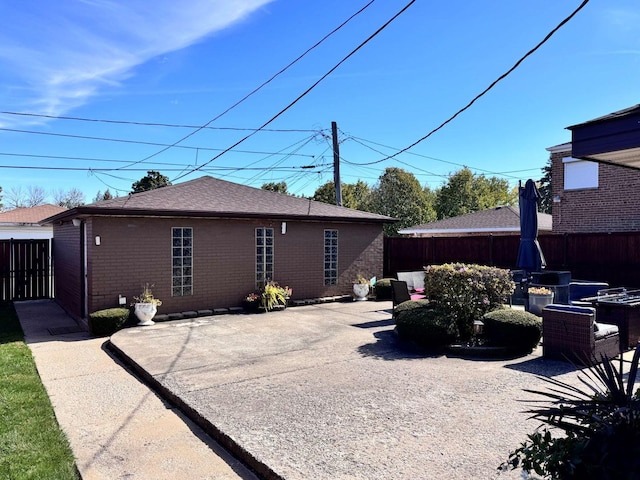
top-left (542, 304), bottom-right (620, 365)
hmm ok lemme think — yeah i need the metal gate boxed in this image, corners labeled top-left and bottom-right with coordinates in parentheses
top-left (0, 239), bottom-right (52, 301)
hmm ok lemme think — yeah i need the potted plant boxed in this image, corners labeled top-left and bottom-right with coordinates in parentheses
top-left (527, 286), bottom-right (554, 316)
top-left (242, 292), bottom-right (261, 312)
top-left (260, 281), bottom-right (288, 311)
top-left (353, 275), bottom-right (370, 301)
top-left (132, 284), bottom-right (162, 326)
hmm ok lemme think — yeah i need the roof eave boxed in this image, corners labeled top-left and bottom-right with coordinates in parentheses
top-left (44, 207), bottom-right (396, 225)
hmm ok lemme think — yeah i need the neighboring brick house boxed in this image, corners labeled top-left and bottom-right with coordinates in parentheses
top-left (397, 205), bottom-right (552, 237)
top-left (44, 176), bottom-right (393, 323)
top-left (548, 105), bottom-right (640, 233)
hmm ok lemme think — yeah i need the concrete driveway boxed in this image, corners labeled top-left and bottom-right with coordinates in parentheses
top-left (109, 300), bottom-right (584, 480)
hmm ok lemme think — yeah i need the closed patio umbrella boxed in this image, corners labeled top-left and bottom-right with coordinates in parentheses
top-left (516, 179), bottom-right (546, 274)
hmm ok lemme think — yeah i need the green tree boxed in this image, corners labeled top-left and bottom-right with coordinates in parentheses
top-left (537, 158), bottom-right (552, 214)
top-left (261, 181), bottom-right (289, 194)
top-left (131, 171), bottom-right (171, 193)
top-left (369, 167), bottom-right (436, 236)
top-left (312, 180), bottom-right (371, 210)
top-left (434, 168), bottom-right (516, 219)
top-left (312, 181), bottom-right (338, 204)
top-left (93, 189), bottom-right (114, 203)
top-left (343, 180), bottom-right (371, 211)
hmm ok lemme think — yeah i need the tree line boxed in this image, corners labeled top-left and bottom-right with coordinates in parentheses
top-left (0, 165), bottom-right (550, 235)
top-left (263, 166), bottom-right (546, 236)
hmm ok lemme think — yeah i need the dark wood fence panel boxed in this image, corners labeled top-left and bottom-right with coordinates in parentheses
top-left (385, 233), bottom-right (640, 287)
top-left (0, 239), bottom-right (52, 301)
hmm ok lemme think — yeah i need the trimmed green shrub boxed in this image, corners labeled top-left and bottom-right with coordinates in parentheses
top-left (89, 308), bottom-right (130, 337)
top-left (424, 263), bottom-right (515, 339)
top-left (395, 300), bottom-right (459, 348)
top-left (482, 308), bottom-right (542, 353)
top-left (373, 278), bottom-right (394, 300)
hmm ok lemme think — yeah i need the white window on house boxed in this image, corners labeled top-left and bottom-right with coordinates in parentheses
top-left (563, 157), bottom-right (599, 190)
top-left (324, 229), bottom-right (338, 286)
top-left (172, 227), bottom-right (193, 296)
top-left (256, 227), bottom-right (274, 287)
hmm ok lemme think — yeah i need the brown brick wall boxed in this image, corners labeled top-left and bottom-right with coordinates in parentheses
top-left (551, 148), bottom-right (640, 233)
top-left (82, 217), bottom-right (384, 316)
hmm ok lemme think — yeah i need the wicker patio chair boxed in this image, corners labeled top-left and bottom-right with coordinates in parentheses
top-left (542, 304), bottom-right (620, 366)
top-left (391, 280), bottom-right (412, 310)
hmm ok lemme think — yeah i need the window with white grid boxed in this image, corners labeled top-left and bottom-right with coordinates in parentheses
top-left (324, 229), bottom-right (338, 286)
top-left (172, 227), bottom-right (193, 296)
top-left (256, 227), bottom-right (274, 288)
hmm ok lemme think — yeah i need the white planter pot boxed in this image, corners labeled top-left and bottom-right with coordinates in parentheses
top-left (134, 303), bottom-right (158, 326)
top-left (528, 292), bottom-right (554, 316)
top-left (353, 283), bottom-right (370, 301)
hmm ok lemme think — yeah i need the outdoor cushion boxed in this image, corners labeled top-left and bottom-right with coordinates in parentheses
top-left (412, 271), bottom-right (425, 291)
top-left (543, 304), bottom-right (595, 316)
top-left (397, 272), bottom-right (415, 290)
top-left (594, 322), bottom-right (619, 340)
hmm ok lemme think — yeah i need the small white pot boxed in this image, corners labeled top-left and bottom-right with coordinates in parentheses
top-left (353, 283), bottom-right (370, 301)
top-left (134, 303), bottom-right (158, 326)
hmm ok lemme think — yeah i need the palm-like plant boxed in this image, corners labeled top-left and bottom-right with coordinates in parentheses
top-left (500, 348), bottom-right (640, 479)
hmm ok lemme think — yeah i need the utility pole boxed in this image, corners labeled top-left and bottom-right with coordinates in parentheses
top-left (332, 121), bottom-right (342, 206)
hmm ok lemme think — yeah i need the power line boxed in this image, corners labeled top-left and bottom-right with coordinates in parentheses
top-left (172, 0), bottom-right (416, 182)
top-left (363, 0), bottom-right (591, 165)
top-left (121, 0), bottom-right (378, 169)
top-left (344, 135), bottom-right (525, 180)
top-left (0, 127), bottom-right (317, 158)
top-left (0, 111), bottom-right (318, 132)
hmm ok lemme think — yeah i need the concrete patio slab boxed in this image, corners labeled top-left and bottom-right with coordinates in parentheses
top-left (109, 301), bottom-right (584, 480)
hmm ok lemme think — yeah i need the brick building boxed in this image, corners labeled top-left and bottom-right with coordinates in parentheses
top-left (548, 105), bottom-right (640, 234)
top-left (44, 176), bottom-right (393, 324)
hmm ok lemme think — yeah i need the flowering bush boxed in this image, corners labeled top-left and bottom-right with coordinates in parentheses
top-left (424, 263), bottom-right (514, 340)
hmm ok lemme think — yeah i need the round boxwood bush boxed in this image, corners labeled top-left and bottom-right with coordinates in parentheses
top-left (89, 307), bottom-right (130, 337)
top-left (481, 308), bottom-right (542, 353)
top-left (395, 300), bottom-right (459, 348)
top-left (373, 278), bottom-right (394, 300)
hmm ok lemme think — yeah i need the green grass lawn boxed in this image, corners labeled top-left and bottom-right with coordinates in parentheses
top-left (0, 302), bottom-right (79, 480)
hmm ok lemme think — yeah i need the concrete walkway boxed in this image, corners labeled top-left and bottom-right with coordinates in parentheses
top-left (17, 299), bottom-right (593, 479)
top-left (16, 300), bottom-right (258, 480)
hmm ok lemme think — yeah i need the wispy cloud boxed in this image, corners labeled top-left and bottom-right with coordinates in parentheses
top-left (0, 0), bottom-right (273, 119)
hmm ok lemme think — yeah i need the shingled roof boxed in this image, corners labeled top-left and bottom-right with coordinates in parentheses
top-left (398, 206), bottom-right (552, 236)
top-left (44, 176), bottom-right (395, 224)
top-left (0, 204), bottom-right (67, 224)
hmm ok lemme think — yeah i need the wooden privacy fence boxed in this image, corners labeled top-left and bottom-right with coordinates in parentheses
top-left (0, 239), bottom-right (52, 301)
top-left (384, 232), bottom-right (640, 288)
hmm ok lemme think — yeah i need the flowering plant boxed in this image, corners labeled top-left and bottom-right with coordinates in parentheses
top-left (132, 284), bottom-right (162, 306)
top-left (244, 292), bottom-right (260, 303)
top-left (353, 274), bottom-right (370, 285)
top-left (528, 286), bottom-right (552, 295)
top-left (243, 282), bottom-right (292, 312)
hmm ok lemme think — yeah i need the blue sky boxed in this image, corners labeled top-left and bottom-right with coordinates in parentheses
top-left (1, 0), bottom-right (639, 204)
